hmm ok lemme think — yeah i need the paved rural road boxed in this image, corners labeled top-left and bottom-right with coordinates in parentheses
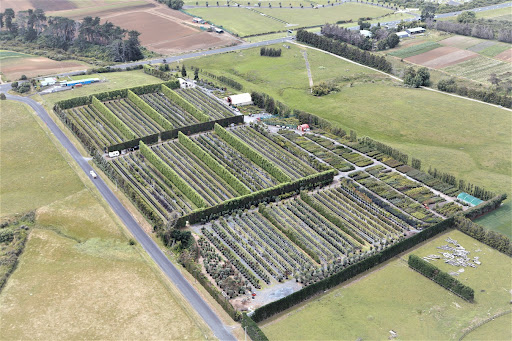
top-left (4, 93), bottom-right (237, 341)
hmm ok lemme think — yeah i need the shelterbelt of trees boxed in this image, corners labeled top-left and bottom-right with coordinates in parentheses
top-left (0, 8), bottom-right (143, 62)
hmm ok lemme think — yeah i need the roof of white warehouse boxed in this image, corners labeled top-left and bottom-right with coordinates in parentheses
top-left (406, 27), bottom-right (426, 33)
top-left (228, 93), bottom-right (252, 105)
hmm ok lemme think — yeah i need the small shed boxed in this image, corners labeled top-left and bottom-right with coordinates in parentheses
top-left (406, 27), bottom-right (426, 35)
top-left (396, 31), bottom-right (410, 39)
top-left (193, 17), bottom-right (205, 24)
top-left (457, 192), bottom-right (484, 207)
top-left (214, 27), bottom-right (224, 34)
top-left (226, 93), bottom-right (252, 106)
top-left (359, 29), bottom-right (372, 38)
top-left (298, 124), bottom-right (310, 132)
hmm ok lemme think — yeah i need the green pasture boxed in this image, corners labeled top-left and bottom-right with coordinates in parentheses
top-left (0, 50), bottom-right (31, 60)
top-left (0, 189), bottom-right (209, 340)
top-left (464, 313), bottom-right (512, 340)
top-left (0, 101), bottom-right (83, 218)
top-left (475, 201), bottom-right (512, 237)
top-left (388, 41), bottom-right (442, 58)
top-left (186, 3), bottom-right (393, 36)
top-left (181, 43), bottom-right (511, 232)
top-left (42, 70), bottom-right (162, 105)
top-left (262, 230), bottom-right (512, 340)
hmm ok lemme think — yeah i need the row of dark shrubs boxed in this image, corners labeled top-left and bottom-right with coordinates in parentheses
top-left (408, 254), bottom-right (474, 301)
top-left (437, 78), bottom-right (511, 109)
top-left (143, 64), bottom-right (176, 81)
top-left (260, 47), bottom-right (282, 57)
top-left (455, 215), bottom-right (511, 256)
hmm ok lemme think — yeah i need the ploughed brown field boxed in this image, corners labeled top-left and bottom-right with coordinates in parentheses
top-left (405, 46), bottom-right (479, 69)
top-left (0, 56), bottom-right (88, 81)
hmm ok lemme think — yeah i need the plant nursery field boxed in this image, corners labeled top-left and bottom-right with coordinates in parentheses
top-left (181, 44), bottom-right (511, 232)
top-left (261, 230), bottom-right (512, 340)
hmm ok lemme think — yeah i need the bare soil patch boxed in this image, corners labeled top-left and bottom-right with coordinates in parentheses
top-left (405, 46), bottom-right (479, 69)
top-left (102, 7), bottom-right (238, 54)
top-left (438, 36), bottom-right (481, 49)
top-left (0, 57), bottom-right (87, 81)
top-left (495, 48), bottom-right (512, 62)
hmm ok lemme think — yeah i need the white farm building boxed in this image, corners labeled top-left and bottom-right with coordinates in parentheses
top-left (226, 93), bottom-right (252, 106)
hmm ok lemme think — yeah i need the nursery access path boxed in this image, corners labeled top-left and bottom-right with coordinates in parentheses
top-left (4, 93), bottom-right (236, 341)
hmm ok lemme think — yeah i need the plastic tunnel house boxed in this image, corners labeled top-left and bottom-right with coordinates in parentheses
top-left (457, 192), bottom-right (484, 206)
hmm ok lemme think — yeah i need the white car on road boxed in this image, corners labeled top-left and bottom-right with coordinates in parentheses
top-left (90, 170), bottom-right (97, 179)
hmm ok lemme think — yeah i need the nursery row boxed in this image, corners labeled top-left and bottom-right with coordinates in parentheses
top-left (176, 87), bottom-right (234, 120)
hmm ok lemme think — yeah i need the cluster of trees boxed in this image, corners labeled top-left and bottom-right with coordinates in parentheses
top-left (260, 47), bottom-right (282, 57)
top-left (454, 216), bottom-right (511, 255)
top-left (11, 81), bottom-right (31, 93)
top-left (433, 13), bottom-right (512, 43)
top-left (297, 29), bottom-right (392, 73)
top-left (154, 0), bottom-right (185, 10)
top-left (321, 23), bottom-right (399, 51)
top-left (463, 194), bottom-right (507, 220)
top-left (311, 81), bottom-right (339, 96)
top-left (361, 137), bottom-right (409, 164)
top-left (387, 0), bottom-right (507, 15)
top-left (408, 254), bottom-right (474, 301)
top-left (0, 8), bottom-right (144, 62)
top-left (403, 67), bottom-right (430, 88)
top-left (143, 64), bottom-right (176, 81)
top-left (437, 77), bottom-right (511, 108)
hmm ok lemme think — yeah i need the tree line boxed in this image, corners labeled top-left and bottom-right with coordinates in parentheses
top-left (427, 167), bottom-right (496, 200)
top-left (433, 17), bottom-right (512, 43)
top-left (437, 77), bottom-right (511, 108)
top-left (408, 254), bottom-right (474, 301)
top-left (454, 216), bottom-right (511, 256)
top-left (154, 0), bottom-right (184, 10)
top-left (260, 47), bottom-right (282, 57)
top-left (0, 8), bottom-right (143, 62)
top-left (296, 29), bottom-right (392, 73)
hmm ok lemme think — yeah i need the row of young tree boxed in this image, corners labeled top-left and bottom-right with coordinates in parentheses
top-left (296, 29), bottom-right (392, 73)
top-left (321, 23), bottom-right (399, 51)
top-left (0, 8), bottom-right (143, 62)
top-left (454, 216), bottom-right (511, 256)
top-left (427, 167), bottom-right (496, 200)
top-left (154, 0), bottom-right (185, 10)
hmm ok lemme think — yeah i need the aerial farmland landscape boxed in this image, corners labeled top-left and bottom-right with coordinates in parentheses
top-left (0, 0), bottom-right (511, 340)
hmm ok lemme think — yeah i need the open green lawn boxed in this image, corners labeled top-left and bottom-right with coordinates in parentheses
top-left (181, 43), bottom-right (512, 233)
top-left (0, 50), bottom-right (31, 60)
top-left (186, 3), bottom-right (392, 36)
top-left (43, 70), bottom-right (162, 105)
top-left (0, 101), bottom-right (83, 218)
top-left (262, 230), bottom-right (512, 340)
top-left (475, 201), bottom-right (512, 237)
top-left (479, 43), bottom-right (511, 57)
top-left (475, 3), bottom-right (512, 21)
top-left (464, 313), bottom-right (512, 340)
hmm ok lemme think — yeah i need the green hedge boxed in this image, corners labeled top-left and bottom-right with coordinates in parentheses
top-left (160, 115), bottom-right (244, 142)
top-left (463, 194), bottom-right (507, 220)
top-left (140, 141), bottom-right (206, 208)
top-left (408, 254), bottom-right (474, 301)
top-left (127, 89), bottom-right (174, 130)
top-left (251, 217), bottom-right (454, 323)
top-left (175, 169), bottom-right (336, 227)
top-left (161, 85), bottom-right (210, 122)
top-left (178, 131), bottom-right (250, 196)
top-left (91, 96), bottom-right (137, 140)
top-left (214, 123), bottom-right (291, 183)
top-left (107, 133), bottom-right (159, 152)
top-left (454, 215), bottom-right (512, 256)
top-left (242, 314), bottom-right (269, 341)
top-left (300, 191), bottom-right (365, 246)
top-left (143, 64), bottom-right (177, 82)
top-left (259, 204), bottom-right (321, 264)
